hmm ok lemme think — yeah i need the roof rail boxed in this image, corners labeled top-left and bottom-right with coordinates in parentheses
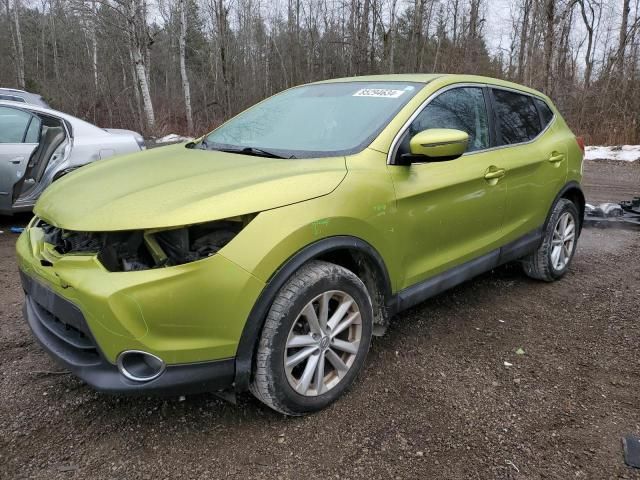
top-left (0, 87), bottom-right (28, 93)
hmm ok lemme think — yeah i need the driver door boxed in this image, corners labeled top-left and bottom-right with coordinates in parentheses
top-left (0, 106), bottom-right (40, 212)
top-left (388, 86), bottom-right (508, 289)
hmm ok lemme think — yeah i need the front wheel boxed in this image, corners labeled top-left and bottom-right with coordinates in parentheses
top-left (250, 260), bottom-right (373, 415)
top-left (522, 198), bottom-right (580, 282)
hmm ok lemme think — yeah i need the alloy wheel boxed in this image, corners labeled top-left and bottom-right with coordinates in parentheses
top-left (551, 211), bottom-right (576, 271)
top-left (284, 290), bottom-right (362, 396)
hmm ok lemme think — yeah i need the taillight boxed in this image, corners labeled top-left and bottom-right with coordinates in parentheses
top-left (575, 136), bottom-right (585, 155)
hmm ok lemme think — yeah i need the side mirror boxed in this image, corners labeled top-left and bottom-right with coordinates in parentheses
top-left (405, 128), bottom-right (469, 163)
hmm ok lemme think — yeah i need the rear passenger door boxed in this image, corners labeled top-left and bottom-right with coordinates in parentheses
top-left (490, 88), bottom-right (567, 242)
top-left (0, 106), bottom-right (40, 211)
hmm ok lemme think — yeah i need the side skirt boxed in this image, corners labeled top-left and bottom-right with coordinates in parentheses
top-left (388, 227), bottom-right (542, 315)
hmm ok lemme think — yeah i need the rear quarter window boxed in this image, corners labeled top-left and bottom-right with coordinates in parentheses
top-left (534, 98), bottom-right (554, 128)
top-left (492, 89), bottom-right (541, 144)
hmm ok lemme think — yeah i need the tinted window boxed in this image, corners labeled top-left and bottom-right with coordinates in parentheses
top-left (0, 106), bottom-right (32, 143)
top-left (534, 98), bottom-right (554, 128)
top-left (206, 81), bottom-right (422, 158)
top-left (407, 87), bottom-right (490, 152)
top-left (492, 89), bottom-right (541, 144)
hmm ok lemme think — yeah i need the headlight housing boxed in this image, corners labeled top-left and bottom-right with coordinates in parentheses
top-left (37, 215), bottom-right (255, 271)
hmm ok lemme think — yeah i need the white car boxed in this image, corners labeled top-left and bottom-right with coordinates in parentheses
top-left (0, 100), bottom-right (145, 214)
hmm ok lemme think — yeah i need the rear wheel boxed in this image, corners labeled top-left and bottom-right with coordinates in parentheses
top-left (250, 260), bottom-right (373, 415)
top-left (522, 198), bottom-right (580, 281)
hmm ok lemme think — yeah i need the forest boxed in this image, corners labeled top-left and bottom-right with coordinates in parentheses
top-left (1, 0), bottom-right (639, 144)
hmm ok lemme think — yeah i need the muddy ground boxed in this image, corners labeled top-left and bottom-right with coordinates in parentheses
top-left (0, 160), bottom-right (638, 479)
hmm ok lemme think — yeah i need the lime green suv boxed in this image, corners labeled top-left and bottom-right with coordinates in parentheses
top-left (17, 74), bottom-right (585, 415)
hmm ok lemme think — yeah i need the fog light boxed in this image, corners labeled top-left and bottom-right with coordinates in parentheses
top-left (117, 350), bottom-right (166, 382)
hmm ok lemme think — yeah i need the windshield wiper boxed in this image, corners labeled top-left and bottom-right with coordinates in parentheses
top-left (213, 146), bottom-right (288, 159)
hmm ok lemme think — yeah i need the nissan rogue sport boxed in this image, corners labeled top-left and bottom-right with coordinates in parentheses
top-left (17, 74), bottom-right (585, 415)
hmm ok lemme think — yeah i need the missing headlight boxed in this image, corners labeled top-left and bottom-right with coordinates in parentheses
top-left (153, 217), bottom-right (251, 267)
top-left (36, 215), bottom-right (255, 272)
top-left (40, 221), bottom-right (103, 254)
top-left (98, 231), bottom-right (155, 271)
top-left (100, 215), bottom-right (254, 271)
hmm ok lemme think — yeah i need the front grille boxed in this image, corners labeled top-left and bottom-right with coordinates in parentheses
top-left (30, 298), bottom-right (99, 358)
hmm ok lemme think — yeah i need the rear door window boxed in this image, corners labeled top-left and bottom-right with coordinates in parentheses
top-left (0, 106), bottom-right (33, 143)
top-left (492, 89), bottom-right (541, 144)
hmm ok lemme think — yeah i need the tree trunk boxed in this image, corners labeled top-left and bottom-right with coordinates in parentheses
top-left (127, 0), bottom-right (155, 130)
top-left (543, 0), bottom-right (555, 93)
top-left (618, 0), bottom-right (630, 75)
top-left (91, 0), bottom-right (98, 92)
top-left (517, 0), bottom-right (531, 82)
top-left (13, 0), bottom-right (25, 89)
top-left (577, 0), bottom-right (594, 87)
top-left (50, 0), bottom-right (59, 81)
top-left (178, 0), bottom-right (193, 133)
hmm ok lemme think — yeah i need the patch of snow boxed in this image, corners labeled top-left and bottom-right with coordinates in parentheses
top-left (585, 145), bottom-right (640, 162)
top-left (155, 133), bottom-right (195, 144)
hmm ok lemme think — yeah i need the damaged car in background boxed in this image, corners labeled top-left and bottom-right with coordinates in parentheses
top-left (0, 100), bottom-right (144, 215)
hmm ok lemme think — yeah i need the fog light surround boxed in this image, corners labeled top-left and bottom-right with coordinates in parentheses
top-left (117, 350), bottom-right (166, 382)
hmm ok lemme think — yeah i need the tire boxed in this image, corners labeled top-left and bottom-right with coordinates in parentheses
top-left (522, 198), bottom-right (580, 282)
top-left (250, 260), bottom-right (373, 415)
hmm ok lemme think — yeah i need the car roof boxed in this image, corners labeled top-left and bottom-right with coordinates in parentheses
top-left (311, 73), bottom-right (549, 100)
top-left (0, 87), bottom-right (28, 94)
top-left (0, 88), bottom-right (50, 107)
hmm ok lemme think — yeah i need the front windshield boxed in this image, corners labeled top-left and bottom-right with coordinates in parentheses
top-left (204, 81), bottom-right (424, 158)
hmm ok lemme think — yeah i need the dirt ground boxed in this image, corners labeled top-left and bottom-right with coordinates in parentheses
top-left (0, 161), bottom-right (638, 480)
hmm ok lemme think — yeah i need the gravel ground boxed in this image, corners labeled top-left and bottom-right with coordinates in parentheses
top-left (0, 161), bottom-right (638, 479)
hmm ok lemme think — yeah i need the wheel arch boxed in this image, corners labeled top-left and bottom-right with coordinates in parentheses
top-left (546, 181), bottom-right (586, 233)
top-left (234, 235), bottom-right (392, 391)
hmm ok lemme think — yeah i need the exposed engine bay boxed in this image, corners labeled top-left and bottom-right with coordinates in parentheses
top-left (37, 215), bottom-right (255, 271)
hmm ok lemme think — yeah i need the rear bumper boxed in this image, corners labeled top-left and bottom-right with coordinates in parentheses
top-left (21, 271), bottom-right (235, 395)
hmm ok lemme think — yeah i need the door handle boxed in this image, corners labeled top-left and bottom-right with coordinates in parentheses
top-left (9, 156), bottom-right (24, 165)
top-left (484, 168), bottom-right (506, 180)
top-left (548, 152), bottom-right (565, 163)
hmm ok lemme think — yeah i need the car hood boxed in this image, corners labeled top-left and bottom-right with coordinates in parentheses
top-left (35, 143), bottom-right (347, 231)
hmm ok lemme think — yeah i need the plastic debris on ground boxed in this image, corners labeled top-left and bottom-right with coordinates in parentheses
top-left (623, 435), bottom-right (640, 469)
top-left (584, 197), bottom-right (640, 229)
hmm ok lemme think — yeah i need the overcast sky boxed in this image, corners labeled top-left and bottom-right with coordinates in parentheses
top-left (485, 0), bottom-right (513, 53)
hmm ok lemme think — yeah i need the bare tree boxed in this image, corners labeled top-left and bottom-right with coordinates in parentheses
top-left (12, 0), bottom-right (25, 88)
top-left (0, 0), bottom-right (638, 144)
top-left (576, 0), bottom-right (596, 87)
top-left (178, 0), bottom-right (193, 132)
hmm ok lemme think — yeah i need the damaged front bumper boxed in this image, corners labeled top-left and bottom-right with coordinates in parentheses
top-left (16, 223), bottom-right (265, 394)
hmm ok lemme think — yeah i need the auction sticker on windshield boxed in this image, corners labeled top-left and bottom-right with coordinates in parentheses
top-left (353, 88), bottom-right (405, 98)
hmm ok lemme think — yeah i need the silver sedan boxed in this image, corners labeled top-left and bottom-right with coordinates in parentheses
top-left (0, 100), bottom-right (145, 214)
